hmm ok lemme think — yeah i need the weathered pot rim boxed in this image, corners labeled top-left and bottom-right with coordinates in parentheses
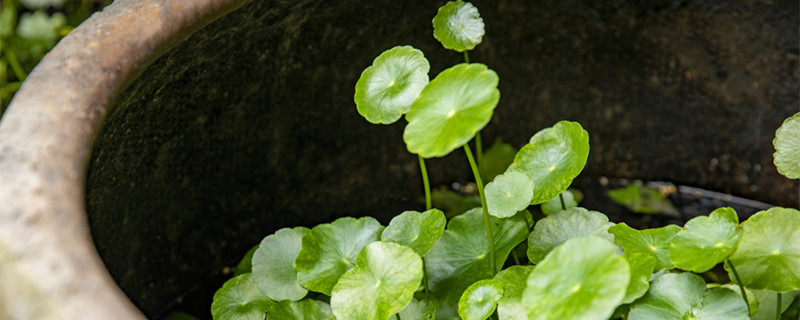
top-left (0, 0), bottom-right (250, 318)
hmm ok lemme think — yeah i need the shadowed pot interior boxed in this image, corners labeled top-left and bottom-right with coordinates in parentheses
top-left (84, 0), bottom-right (798, 318)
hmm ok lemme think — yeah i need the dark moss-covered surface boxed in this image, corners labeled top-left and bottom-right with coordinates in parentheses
top-left (86, 0), bottom-right (798, 317)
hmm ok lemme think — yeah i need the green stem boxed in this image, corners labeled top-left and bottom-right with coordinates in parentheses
top-left (776, 292), bottom-right (781, 320)
top-left (727, 259), bottom-right (750, 316)
top-left (464, 50), bottom-right (470, 63)
top-left (475, 132), bottom-right (483, 166)
top-left (559, 193), bottom-right (566, 210)
top-left (418, 155), bottom-right (432, 210)
top-left (3, 46), bottom-right (27, 82)
top-left (464, 144), bottom-right (497, 275)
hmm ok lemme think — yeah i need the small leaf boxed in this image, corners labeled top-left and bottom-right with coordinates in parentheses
top-left (608, 223), bottom-right (682, 271)
top-left (540, 190), bottom-right (578, 215)
top-left (485, 170), bottom-right (533, 218)
top-left (522, 236), bottom-right (630, 320)
top-left (669, 207), bottom-right (741, 273)
top-left (397, 299), bottom-right (436, 320)
top-left (331, 242), bottom-right (423, 320)
top-left (211, 273), bottom-right (273, 320)
top-left (425, 209), bottom-right (530, 318)
top-left (606, 183), bottom-right (679, 216)
top-left (403, 63), bottom-right (499, 158)
top-left (458, 279), bottom-right (503, 320)
top-left (493, 266), bottom-right (534, 320)
top-left (509, 121), bottom-right (589, 204)
top-left (295, 217), bottom-right (383, 295)
top-left (773, 112), bottom-right (800, 179)
top-left (266, 299), bottom-right (334, 320)
top-left (479, 139), bottom-right (518, 183)
top-left (252, 227), bottom-right (310, 301)
top-left (355, 46), bottom-right (430, 124)
top-left (526, 207), bottom-right (614, 264)
top-left (628, 272), bottom-right (749, 320)
top-left (381, 209), bottom-right (446, 256)
top-left (621, 252), bottom-right (656, 304)
top-left (432, 0), bottom-right (485, 52)
top-left (235, 244), bottom-right (259, 276)
top-left (725, 207), bottom-right (800, 292)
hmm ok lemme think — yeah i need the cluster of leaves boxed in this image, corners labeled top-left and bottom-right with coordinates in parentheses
top-left (0, 0), bottom-right (111, 114)
top-left (212, 1), bottom-right (800, 319)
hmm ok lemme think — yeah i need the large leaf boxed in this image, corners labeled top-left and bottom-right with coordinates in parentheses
top-left (725, 207), bottom-right (800, 292)
top-left (609, 223), bottom-right (682, 271)
top-left (355, 46), bottom-right (430, 124)
top-left (773, 112), bottom-right (800, 179)
top-left (266, 299), bottom-right (334, 320)
top-left (669, 207), bottom-right (741, 273)
top-left (522, 236), bottom-right (630, 320)
top-left (432, 0), bottom-right (485, 52)
top-left (252, 227), bottom-right (310, 301)
top-left (526, 207), bottom-right (614, 264)
top-left (458, 279), bottom-right (503, 320)
top-left (628, 272), bottom-right (749, 320)
top-left (211, 273), bottom-right (273, 320)
top-left (493, 265), bottom-right (534, 320)
top-left (295, 217), bottom-right (383, 295)
top-left (485, 170), bottom-right (533, 218)
top-left (752, 290), bottom-right (800, 320)
top-left (403, 63), bottom-right (499, 158)
top-left (621, 252), bottom-right (656, 304)
top-left (509, 121), bottom-right (589, 204)
top-left (381, 209), bottom-right (446, 256)
top-left (331, 242), bottom-right (423, 320)
top-left (425, 208), bottom-right (530, 318)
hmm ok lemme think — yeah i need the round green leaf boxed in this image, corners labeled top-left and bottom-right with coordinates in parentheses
top-left (628, 272), bottom-right (749, 320)
top-left (485, 170), bottom-right (534, 218)
top-left (397, 299), bottom-right (436, 320)
top-left (252, 227), bottom-right (310, 301)
top-left (458, 279), bottom-right (503, 320)
top-left (509, 121), bottom-right (590, 204)
top-left (609, 223), bottom-right (682, 271)
top-left (266, 299), bottom-right (334, 320)
top-left (432, 0), bottom-right (485, 52)
top-left (725, 207), bottom-right (800, 292)
top-left (526, 207), bottom-right (614, 264)
top-left (355, 46), bottom-right (430, 124)
top-left (540, 190), bottom-right (578, 215)
top-left (331, 242), bottom-right (423, 320)
top-left (425, 209), bottom-right (530, 318)
top-left (493, 265), bottom-right (534, 320)
top-left (669, 207), bottom-right (741, 273)
top-left (522, 236), bottom-right (630, 320)
top-left (621, 252), bottom-right (656, 304)
top-left (381, 209), bottom-right (446, 256)
top-left (211, 273), bottom-right (273, 320)
top-left (295, 217), bottom-right (384, 295)
top-left (773, 112), bottom-right (800, 179)
top-left (403, 63), bottom-right (499, 158)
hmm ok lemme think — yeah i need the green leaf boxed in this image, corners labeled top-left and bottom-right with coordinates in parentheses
top-left (331, 242), bottom-right (423, 320)
top-left (211, 273), bottom-right (273, 320)
top-left (509, 121), bottom-right (590, 204)
top-left (725, 207), bottom-right (800, 292)
top-left (354, 46), bottom-right (430, 124)
top-left (526, 207), bottom-right (615, 264)
top-left (397, 299), bottom-right (435, 320)
top-left (621, 252), bottom-right (656, 304)
top-left (522, 236), bottom-right (630, 320)
top-left (16, 11), bottom-right (65, 44)
top-left (606, 183), bottom-right (680, 216)
top-left (432, 0), bottom-right (485, 52)
top-left (752, 290), bottom-right (800, 320)
top-left (458, 279), bottom-right (503, 320)
top-left (431, 188), bottom-right (482, 219)
top-left (479, 139), bottom-right (518, 183)
top-left (609, 223), bottom-right (682, 271)
top-left (381, 209), bottom-right (446, 256)
top-left (235, 244), bottom-right (259, 276)
top-left (425, 208), bottom-right (530, 318)
top-left (540, 190), bottom-right (578, 215)
top-left (717, 284), bottom-right (758, 317)
top-left (485, 170), bottom-right (533, 218)
top-left (295, 217), bottom-right (383, 295)
top-left (403, 63), bottom-right (499, 158)
top-left (773, 112), bottom-right (800, 179)
top-left (252, 227), bottom-right (310, 301)
top-left (628, 272), bottom-right (749, 320)
top-left (669, 207), bottom-right (741, 273)
top-left (493, 265), bottom-right (534, 320)
top-left (266, 299), bottom-right (334, 320)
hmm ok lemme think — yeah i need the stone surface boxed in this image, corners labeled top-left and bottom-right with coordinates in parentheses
top-left (84, 0), bottom-right (798, 317)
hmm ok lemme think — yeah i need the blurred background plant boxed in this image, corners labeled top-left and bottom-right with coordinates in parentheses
top-left (1, 0), bottom-right (111, 116)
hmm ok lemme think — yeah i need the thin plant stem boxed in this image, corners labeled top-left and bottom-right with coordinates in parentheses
top-left (464, 51), bottom-right (470, 63)
top-left (3, 46), bottom-right (27, 82)
top-left (559, 193), bottom-right (567, 210)
top-left (464, 144), bottom-right (497, 275)
top-left (475, 132), bottom-right (483, 166)
top-left (727, 259), bottom-right (750, 316)
top-left (511, 249), bottom-right (521, 266)
top-left (776, 292), bottom-right (781, 320)
top-left (418, 155), bottom-right (432, 210)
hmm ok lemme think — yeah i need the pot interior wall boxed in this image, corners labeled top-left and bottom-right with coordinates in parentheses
top-left (86, 0), bottom-right (798, 317)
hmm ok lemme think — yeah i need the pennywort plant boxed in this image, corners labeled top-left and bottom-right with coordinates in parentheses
top-left (211, 2), bottom-right (800, 319)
